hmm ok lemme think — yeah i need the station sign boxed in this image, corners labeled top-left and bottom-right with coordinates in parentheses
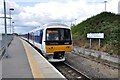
top-left (87, 33), bottom-right (104, 39)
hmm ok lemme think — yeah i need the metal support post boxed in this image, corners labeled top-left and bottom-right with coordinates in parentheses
top-left (4, 0), bottom-right (8, 58)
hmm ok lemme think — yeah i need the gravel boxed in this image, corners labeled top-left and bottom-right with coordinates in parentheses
top-left (65, 53), bottom-right (118, 79)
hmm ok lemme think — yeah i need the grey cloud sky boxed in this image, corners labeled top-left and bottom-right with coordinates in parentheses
top-left (0, 0), bottom-right (119, 34)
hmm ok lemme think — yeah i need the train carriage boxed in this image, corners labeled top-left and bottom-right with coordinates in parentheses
top-left (24, 23), bottom-right (73, 62)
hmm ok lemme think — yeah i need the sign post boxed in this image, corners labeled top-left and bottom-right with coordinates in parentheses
top-left (87, 33), bottom-right (104, 58)
top-left (87, 33), bottom-right (104, 48)
top-left (99, 39), bottom-right (101, 48)
top-left (90, 39), bottom-right (91, 48)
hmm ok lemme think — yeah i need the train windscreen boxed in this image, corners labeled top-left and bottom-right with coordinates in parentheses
top-left (46, 28), bottom-right (72, 45)
top-left (46, 28), bottom-right (71, 41)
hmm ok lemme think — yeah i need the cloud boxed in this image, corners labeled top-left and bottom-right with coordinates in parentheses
top-left (16, 0), bottom-right (88, 25)
top-left (107, 0), bottom-right (119, 13)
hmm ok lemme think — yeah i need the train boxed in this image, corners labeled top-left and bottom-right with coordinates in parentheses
top-left (23, 23), bottom-right (73, 62)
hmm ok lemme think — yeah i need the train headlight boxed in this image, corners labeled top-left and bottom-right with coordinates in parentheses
top-left (66, 46), bottom-right (70, 48)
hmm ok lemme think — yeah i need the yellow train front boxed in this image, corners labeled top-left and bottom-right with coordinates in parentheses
top-left (25, 23), bottom-right (73, 62)
top-left (45, 26), bottom-right (73, 62)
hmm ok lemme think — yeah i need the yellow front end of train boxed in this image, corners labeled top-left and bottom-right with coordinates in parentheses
top-left (45, 27), bottom-right (72, 62)
top-left (46, 45), bottom-right (72, 53)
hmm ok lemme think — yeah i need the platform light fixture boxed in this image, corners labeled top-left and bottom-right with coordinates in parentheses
top-left (9, 8), bottom-right (14, 34)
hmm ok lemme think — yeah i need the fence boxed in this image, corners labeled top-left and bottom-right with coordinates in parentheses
top-left (0, 34), bottom-right (13, 58)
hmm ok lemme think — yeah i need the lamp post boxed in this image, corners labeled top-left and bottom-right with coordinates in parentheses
top-left (104, 1), bottom-right (107, 11)
top-left (75, 19), bottom-right (77, 25)
top-left (9, 8), bottom-right (14, 34)
top-left (71, 19), bottom-right (77, 27)
top-left (12, 22), bottom-right (14, 33)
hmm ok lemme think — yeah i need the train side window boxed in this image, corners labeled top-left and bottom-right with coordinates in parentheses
top-left (39, 30), bottom-right (43, 44)
top-left (28, 33), bottom-right (29, 40)
top-left (30, 33), bottom-right (32, 40)
top-left (32, 32), bottom-right (34, 41)
top-left (35, 30), bottom-right (40, 43)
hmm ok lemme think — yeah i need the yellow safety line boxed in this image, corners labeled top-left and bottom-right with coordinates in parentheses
top-left (20, 39), bottom-right (44, 79)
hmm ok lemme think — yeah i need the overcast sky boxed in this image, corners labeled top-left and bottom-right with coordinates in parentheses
top-left (0, 0), bottom-right (119, 34)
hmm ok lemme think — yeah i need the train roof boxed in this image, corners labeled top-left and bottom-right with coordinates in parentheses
top-left (28, 27), bottom-right (42, 33)
top-left (43, 23), bottom-right (70, 29)
top-left (28, 23), bottom-right (70, 33)
top-left (44, 23), bottom-right (69, 27)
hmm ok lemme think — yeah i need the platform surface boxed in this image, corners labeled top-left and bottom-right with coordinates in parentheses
top-left (1, 36), bottom-right (65, 79)
top-left (2, 36), bottom-right (33, 78)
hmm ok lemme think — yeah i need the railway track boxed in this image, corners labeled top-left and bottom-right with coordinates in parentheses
top-left (52, 62), bottom-right (91, 80)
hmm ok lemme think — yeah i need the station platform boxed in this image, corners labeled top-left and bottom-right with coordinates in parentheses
top-left (2, 36), bottom-right (65, 79)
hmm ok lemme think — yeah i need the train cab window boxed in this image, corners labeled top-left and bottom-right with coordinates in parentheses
top-left (46, 29), bottom-right (59, 41)
top-left (60, 29), bottom-right (71, 41)
top-left (46, 28), bottom-right (71, 41)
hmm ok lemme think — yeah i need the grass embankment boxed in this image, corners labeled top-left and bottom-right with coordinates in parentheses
top-left (72, 12), bottom-right (120, 56)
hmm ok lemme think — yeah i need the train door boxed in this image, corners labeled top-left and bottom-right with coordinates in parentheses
top-left (40, 29), bottom-right (47, 57)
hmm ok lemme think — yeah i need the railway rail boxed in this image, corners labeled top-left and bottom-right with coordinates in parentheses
top-left (52, 62), bottom-right (91, 80)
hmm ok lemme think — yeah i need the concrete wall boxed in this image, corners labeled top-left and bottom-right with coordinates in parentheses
top-left (73, 46), bottom-right (118, 63)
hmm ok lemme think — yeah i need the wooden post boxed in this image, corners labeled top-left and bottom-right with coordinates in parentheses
top-left (99, 39), bottom-right (101, 49)
top-left (98, 39), bottom-right (101, 59)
